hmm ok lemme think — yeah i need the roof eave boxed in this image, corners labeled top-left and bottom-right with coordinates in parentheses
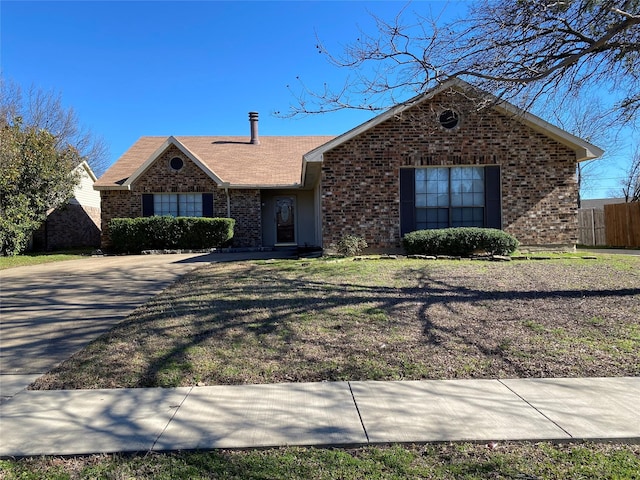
top-left (226, 183), bottom-right (303, 189)
top-left (303, 81), bottom-right (462, 162)
top-left (492, 102), bottom-right (605, 162)
top-left (123, 136), bottom-right (227, 188)
top-left (93, 184), bottom-right (131, 191)
top-left (305, 77), bottom-right (604, 163)
top-left (77, 160), bottom-right (98, 182)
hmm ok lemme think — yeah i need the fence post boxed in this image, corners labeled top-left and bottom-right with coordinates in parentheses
top-left (590, 208), bottom-right (595, 246)
top-left (627, 203), bottom-right (632, 247)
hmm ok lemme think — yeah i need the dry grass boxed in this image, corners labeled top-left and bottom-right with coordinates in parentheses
top-left (3, 442), bottom-right (640, 479)
top-left (31, 255), bottom-right (640, 390)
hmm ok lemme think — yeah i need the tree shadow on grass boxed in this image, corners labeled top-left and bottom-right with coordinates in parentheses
top-left (32, 261), bottom-right (640, 388)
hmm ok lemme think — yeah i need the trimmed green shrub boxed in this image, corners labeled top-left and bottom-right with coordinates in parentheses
top-left (402, 227), bottom-right (519, 256)
top-left (109, 216), bottom-right (234, 253)
top-left (336, 234), bottom-right (368, 256)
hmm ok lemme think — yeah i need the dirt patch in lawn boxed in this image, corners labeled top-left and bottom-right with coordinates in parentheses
top-left (31, 256), bottom-right (640, 389)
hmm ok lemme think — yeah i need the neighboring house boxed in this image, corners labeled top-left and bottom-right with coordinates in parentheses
top-left (580, 198), bottom-right (626, 210)
top-left (94, 79), bottom-right (603, 251)
top-left (32, 161), bottom-right (101, 250)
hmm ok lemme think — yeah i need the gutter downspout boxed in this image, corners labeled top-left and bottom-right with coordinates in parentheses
top-left (225, 187), bottom-right (231, 218)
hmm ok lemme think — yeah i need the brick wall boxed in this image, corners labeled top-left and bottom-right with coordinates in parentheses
top-left (321, 90), bottom-right (578, 249)
top-left (99, 145), bottom-right (261, 248)
top-left (229, 189), bottom-right (262, 247)
top-left (33, 204), bottom-right (101, 250)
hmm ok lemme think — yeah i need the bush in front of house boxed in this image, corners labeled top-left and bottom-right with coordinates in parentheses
top-left (336, 234), bottom-right (368, 257)
top-left (402, 227), bottom-right (519, 256)
top-left (109, 216), bottom-right (235, 252)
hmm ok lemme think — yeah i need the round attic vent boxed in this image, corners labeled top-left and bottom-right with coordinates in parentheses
top-left (439, 110), bottom-right (459, 129)
top-left (169, 157), bottom-right (184, 171)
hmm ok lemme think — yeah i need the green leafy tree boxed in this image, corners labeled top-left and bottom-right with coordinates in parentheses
top-left (0, 121), bottom-right (81, 255)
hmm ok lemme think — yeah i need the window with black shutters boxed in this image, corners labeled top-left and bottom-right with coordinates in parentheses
top-left (400, 166), bottom-right (501, 236)
top-left (142, 193), bottom-right (214, 217)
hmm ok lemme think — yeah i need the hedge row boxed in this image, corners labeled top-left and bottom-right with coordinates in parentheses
top-left (109, 216), bottom-right (235, 252)
top-left (403, 227), bottom-right (519, 256)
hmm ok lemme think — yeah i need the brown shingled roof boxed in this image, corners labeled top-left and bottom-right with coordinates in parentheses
top-left (94, 135), bottom-right (335, 189)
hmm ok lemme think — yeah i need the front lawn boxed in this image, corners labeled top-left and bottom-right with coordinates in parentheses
top-left (31, 255), bottom-right (640, 389)
top-left (2, 442), bottom-right (640, 480)
top-left (0, 250), bottom-right (91, 270)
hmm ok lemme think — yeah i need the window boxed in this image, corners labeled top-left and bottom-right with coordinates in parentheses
top-left (400, 166), bottom-right (501, 236)
top-left (169, 157), bottom-right (184, 171)
top-left (150, 193), bottom-right (203, 217)
top-left (415, 167), bottom-right (485, 229)
top-left (439, 110), bottom-right (459, 129)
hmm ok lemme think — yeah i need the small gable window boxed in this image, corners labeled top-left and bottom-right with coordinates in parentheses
top-left (169, 157), bottom-right (184, 171)
top-left (439, 110), bottom-right (459, 129)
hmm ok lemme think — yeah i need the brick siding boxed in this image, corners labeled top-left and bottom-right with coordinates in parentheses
top-left (33, 204), bottom-right (101, 250)
top-left (100, 145), bottom-right (261, 248)
top-left (321, 91), bottom-right (579, 249)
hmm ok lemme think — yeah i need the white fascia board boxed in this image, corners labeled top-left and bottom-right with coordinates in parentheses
top-left (300, 156), bottom-right (308, 185)
top-left (226, 183), bottom-right (302, 190)
top-left (444, 78), bottom-right (604, 161)
top-left (77, 160), bottom-right (98, 182)
top-left (304, 77), bottom-right (604, 163)
top-left (493, 102), bottom-right (605, 162)
top-left (93, 185), bottom-right (131, 191)
top-left (303, 81), bottom-right (461, 163)
top-left (123, 136), bottom-right (226, 187)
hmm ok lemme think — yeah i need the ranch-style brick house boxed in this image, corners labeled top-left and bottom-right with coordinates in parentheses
top-left (94, 79), bottom-right (603, 251)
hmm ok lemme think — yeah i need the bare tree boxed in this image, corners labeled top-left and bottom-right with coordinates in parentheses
top-left (284, 0), bottom-right (640, 126)
top-left (621, 146), bottom-right (640, 202)
top-left (542, 96), bottom-right (622, 206)
top-left (0, 77), bottom-right (109, 175)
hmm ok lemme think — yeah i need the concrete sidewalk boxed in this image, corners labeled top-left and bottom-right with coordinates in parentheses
top-left (1, 377), bottom-right (638, 457)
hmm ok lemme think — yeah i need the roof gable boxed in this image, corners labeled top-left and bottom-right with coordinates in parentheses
top-left (304, 78), bottom-right (604, 163)
top-left (76, 160), bottom-right (97, 182)
top-left (95, 135), bottom-right (335, 190)
top-left (124, 136), bottom-right (225, 188)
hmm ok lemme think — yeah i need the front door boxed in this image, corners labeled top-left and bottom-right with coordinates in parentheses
top-left (275, 196), bottom-right (296, 244)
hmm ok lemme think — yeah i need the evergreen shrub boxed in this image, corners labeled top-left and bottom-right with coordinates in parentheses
top-left (402, 227), bottom-right (519, 256)
top-left (109, 216), bottom-right (234, 253)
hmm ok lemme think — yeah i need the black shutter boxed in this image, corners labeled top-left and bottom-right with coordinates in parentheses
top-left (202, 193), bottom-right (214, 217)
top-left (484, 166), bottom-right (502, 229)
top-left (399, 168), bottom-right (416, 236)
top-left (142, 194), bottom-right (154, 217)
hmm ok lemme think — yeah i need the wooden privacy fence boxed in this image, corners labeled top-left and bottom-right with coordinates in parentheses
top-left (578, 208), bottom-right (606, 246)
top-left (604, 202), bottom-right (640, 248)
top-left (578, 202), bottom-right (640, 247)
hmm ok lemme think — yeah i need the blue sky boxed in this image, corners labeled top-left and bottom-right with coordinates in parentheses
top-left (1, 0), bottom-right (633, 198)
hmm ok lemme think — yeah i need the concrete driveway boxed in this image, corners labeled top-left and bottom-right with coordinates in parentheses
top-left (0, 253), bottom-right (214, 396)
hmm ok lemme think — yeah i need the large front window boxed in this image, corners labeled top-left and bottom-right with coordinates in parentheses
top-left (153, 193), bottom-right (203, 217)
top-left (415, 167), bottom-right (485, 229)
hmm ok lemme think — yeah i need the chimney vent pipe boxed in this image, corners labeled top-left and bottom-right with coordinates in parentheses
top-left (249, 111), bottom-right (259, 145)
